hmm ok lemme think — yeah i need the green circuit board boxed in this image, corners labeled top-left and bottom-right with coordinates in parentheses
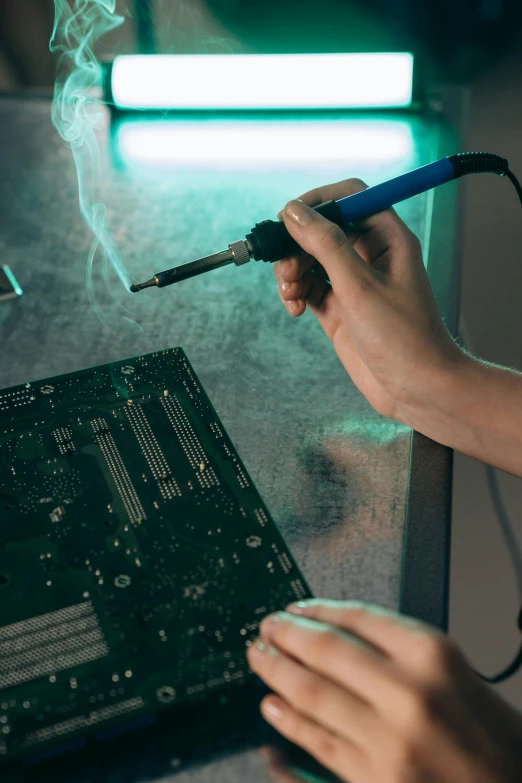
top-left (0, 347), bottom-right (310, 763)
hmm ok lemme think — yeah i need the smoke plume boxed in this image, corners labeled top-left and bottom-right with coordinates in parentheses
top-left (50, 0), bottom-right (134, 322)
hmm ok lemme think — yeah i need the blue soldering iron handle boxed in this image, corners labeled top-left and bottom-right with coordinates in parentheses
top-left (246, 157), bottom-right (457, 263)
top-left (334, 157), bottom-right (456, 223)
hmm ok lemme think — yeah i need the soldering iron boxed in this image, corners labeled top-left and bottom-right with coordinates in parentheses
top-left (130, 152), bottom-right (522, 293)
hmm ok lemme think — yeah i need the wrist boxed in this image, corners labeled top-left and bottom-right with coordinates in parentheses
top-left (394, 348), bottom-right (481, 447)
top-left (395, 349), bottom-right (522, 475)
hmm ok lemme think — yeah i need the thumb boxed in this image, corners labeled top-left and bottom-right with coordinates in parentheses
top-left (282, 199), bottom-right (374, 296)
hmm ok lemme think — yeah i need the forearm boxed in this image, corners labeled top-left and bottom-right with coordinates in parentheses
top-left (397, 353), bottom-right (522, 477)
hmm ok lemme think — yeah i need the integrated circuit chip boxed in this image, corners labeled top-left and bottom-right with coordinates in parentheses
top-left (0, 348), bottom-right (311, 765)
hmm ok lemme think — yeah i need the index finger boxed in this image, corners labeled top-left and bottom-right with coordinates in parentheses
top-left (276, 180), bottom-right (362, 219)
top-left (299, 178), bottom-right (368, 208)
top-left (275, 177), bottom-right (402, 283)
top-left (275, 184), bottom-right (355, 282)
top-left (284, 600), bottom-right (440, 661)
top-left (292, 178), bottom-right (410, 243)
top-left (258, 612), bottom-right (403, 709)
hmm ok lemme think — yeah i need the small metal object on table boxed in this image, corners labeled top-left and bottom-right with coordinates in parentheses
top-left (0, 265), bottom-right (23, 301)
top-left (0, 91), bottom-right (465, 782)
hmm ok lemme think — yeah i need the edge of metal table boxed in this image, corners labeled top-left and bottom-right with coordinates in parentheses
top-left (400, 87), bottom-right (468, 631)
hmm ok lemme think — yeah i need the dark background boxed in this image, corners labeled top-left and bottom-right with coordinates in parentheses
top-left (1, 0), bottom-right (522, 88)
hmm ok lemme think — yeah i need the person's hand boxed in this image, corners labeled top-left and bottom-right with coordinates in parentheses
top-left (274, 181), bottom-right (466, 421)
top-left (247, 600), bottom-right (522, 783)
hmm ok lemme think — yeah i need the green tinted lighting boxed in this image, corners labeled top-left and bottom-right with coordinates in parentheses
top-left (111, 53), bottom-right (414, 110)
top-left (116, 119), bottom-right (414, 168)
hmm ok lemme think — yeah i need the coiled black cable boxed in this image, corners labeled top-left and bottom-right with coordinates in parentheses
top-left (478, 607), bottom-right (522, 684)
top-left (449, 151), bottom-right (510, 177)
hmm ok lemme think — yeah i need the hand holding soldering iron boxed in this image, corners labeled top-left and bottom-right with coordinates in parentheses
top-left (275, 177), bottom-right (522, 478)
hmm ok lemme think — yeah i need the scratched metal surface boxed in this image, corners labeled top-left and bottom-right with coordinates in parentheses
top-left (0, 97), bottom-right (456, 782)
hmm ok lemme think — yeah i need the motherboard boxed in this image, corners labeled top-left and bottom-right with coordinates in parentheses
top-left (0, 348), bottom-right (310, 764)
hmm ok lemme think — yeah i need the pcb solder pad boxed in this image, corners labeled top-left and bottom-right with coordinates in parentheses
top-left (0, 348), bottom-right (311, 764)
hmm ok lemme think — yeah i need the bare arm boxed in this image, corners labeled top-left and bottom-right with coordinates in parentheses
top-left (274, 179), bottom-right (522, 477)
top-left (399, 356), bottom-right (522, 476)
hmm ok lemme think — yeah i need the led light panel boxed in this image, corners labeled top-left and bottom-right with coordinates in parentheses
top-left (111, 53), bottom-right (414, 110)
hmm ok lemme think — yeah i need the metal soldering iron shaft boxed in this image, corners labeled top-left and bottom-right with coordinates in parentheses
top-left (131, 153), bottom-right (513, 294)
top-left (130, 248), bottom-right (234, 292)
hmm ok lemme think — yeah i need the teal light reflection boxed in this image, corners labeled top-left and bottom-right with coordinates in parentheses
top-left (324, 417), bottom-right (411, 447)
top-left (115, 118), bottom-right (415, 170)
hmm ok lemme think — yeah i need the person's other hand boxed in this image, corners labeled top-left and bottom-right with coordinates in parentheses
top-left (248, 600), bottom-right (522, 783)
top-left (274, 181), bottom-right (465, 421)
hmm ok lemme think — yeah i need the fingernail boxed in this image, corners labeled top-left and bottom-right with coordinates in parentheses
top-left (280, 281), bottom-right (289, 294)
top-left (248, 639), bottom-right (268, 661)
top-left (261, 699), bottom-right (284, 722)
top-left (261, 612), bottom-right (288, 635)
top-left (287, 300), bottom-right (300, 316)
top-left (286, 601), bottom-right (309, 615)
top-left (285, 199), bottom-right (314, 226)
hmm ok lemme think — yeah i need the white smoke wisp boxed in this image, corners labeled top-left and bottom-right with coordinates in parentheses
top-left (50, 0), bottom-right (137, 324)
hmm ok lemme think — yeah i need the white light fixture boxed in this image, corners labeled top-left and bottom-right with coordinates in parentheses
top-left (111, 53), bottom-right (414, 110)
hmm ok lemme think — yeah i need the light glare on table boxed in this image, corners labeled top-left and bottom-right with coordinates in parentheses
top-left (116, 119), bottom-right (414, 167)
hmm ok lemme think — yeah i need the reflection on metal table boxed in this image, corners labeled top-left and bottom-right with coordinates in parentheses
top-left (0, 91), bottom-right (464, 782)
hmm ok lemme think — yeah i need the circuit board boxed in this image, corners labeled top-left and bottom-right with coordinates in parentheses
top-left (0, 348), bottom-right (311, 765)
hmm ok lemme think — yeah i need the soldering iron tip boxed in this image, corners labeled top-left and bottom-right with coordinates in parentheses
top-left (129, 278), bottom-right (157, 293)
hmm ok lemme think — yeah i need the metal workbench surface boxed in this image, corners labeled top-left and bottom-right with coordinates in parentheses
top-left (0, 93), bottom-right (463, 782)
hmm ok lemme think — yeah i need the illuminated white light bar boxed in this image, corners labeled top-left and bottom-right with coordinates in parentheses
top-left (111, 53), bottom-right (414, 110)
top-left (116, 120), bottom-right (414, 167)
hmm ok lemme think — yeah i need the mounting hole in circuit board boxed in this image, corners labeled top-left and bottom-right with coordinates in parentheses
top-left (156, 686), bottom-right (176, 703)
top-left (114, 574), bottom-right (131, 588)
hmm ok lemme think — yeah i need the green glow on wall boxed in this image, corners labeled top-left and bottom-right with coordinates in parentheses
top-left (111, 53), bottom-right (414, 110)
top-left (115, 118), bottom-right (414, 168)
